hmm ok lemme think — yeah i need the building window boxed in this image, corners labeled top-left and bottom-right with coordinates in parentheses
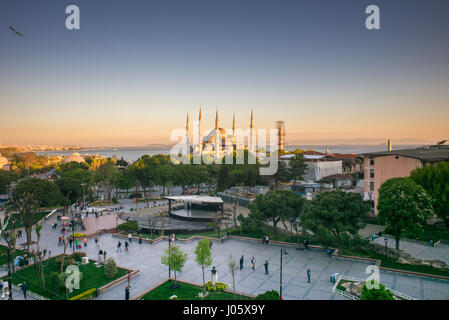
top-left (370, 182), bottom-right (375, 191)
top-left (370, 159), bottom-right (374, 166)
top-left (370, 169), bottom-right (374, 178)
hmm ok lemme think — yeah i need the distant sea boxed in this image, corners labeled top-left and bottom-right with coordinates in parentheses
top-left (36, 144), bottom-right (424, 162)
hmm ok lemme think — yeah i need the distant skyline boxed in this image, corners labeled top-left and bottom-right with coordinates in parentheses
top-left (1, 0), bottom-right (448, 147)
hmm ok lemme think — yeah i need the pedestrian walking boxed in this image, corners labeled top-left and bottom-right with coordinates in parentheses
top-left (251, 256), bottom-right (256, 270)
top-left (127, 271), bottom-right (131, 287)
top-left (95, 235), bottom-right (99, 245)
top-left (117, 241), bottom-right (122, 252)
top-left (69, 238), bottom-right (73, 248)
top-left (261, 235), bottom-right (266, 244)
top-left (265, 236), bottom-right (269, 244)
top-left (84, 237), bottom-right (88, 247)
top-left (307, 269), bottom-right (311, 283)
top-left (239, 255), bottom-right (244, 270)
top-left (18, 230), bottom-right (22, 238)
top-left (58, 236), bottom-right (62, 246)
top-left (327, 248), bottom-right (332, 258)
top-left (139, 235), bottom-right (142, 245)
top-left (75, 239), bottom-right (79, 250)
top-left (103, 250), bottom-right (107, 262)
top-left (22, 282), bottom-right (28, 299)
top-left (124, 241), bottom-right (129, 252)
top-left (2, 280), bottom-right (8, 298)
top-left (304, 239), bottom-right (309, 250)
top-left (264, 260), bottom-right (269, 274)
top-left (128, 233), bottom-right (132, 243)
top-left (125, 286), bottom-right (130, 300)
top-left (98, 249), bottom-right (103, 262)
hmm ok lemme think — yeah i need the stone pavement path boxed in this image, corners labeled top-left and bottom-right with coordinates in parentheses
top-left (2, 214), bottom-right (449, 300)
top-left (372, 236), bottom-right (449, 265)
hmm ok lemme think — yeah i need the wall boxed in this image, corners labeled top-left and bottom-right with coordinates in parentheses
top-left (363, 155), bottom-right (422, 215)
top-left (304, 160), bottom-right (342, 181)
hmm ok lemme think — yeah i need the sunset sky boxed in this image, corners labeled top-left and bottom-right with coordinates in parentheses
top-left (0, 0), bottom-right (448, 147)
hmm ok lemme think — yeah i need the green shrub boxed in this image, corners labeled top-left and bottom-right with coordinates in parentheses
top-left (118, 220), bottom-right (139, 232)
top-left (205, 281), bottom-right (228, 292)
top-left (69, 288), bottom-right (97, 300)
top-left (54, 255), bottom-right (75, 269)
top-left (50, 272), bottom-right (61, 293)
top-left (256, 290), bottom-right (280, 300)
top-left (112, 196), bottom-right (118, 204)
top-left (361, 281), bottom-right (395, 300)
top-left (104, 258), bottom-right (118, 278)
top-left (129, 192), bottom-right (142, 199)
top-left (71, 252), bottom-right (86, 262)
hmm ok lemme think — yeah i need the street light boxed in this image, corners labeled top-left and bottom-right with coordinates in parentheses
top-left (384, 237), bottom-right (388, 256)
top-left (81, 183), bottom-right (87, 210)
top-left (280, 249), bottom-right (288, 300)
top-left (169, 233), bottom-right (175, 278)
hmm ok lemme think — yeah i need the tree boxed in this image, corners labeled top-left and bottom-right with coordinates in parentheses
top-left (104, 258), bottom-right (118, 278)
top-left (411, 162), bottom-right (449, 230)
top-left (0, 170), bottom-right (19, 195)
top-left (301, 190), bottom-right (369, 251)
top-left (288, 153), bottom-right (307, 181)
top-left (194, 239), bottom-right (213, 289)
top-left (377, 177), bottom-right (433, 250)
top-left (248, 190), bottom-right (303, 236)
top-left (361, 280), bottom-right (395, 300)
top-left (11, 178), bottom-right (61, 250)
top-left (55, 177), bottom-right (82, 214)
top-left (216, 165), bottom-right (231, 192)
top-left (95, 160), bottom-right (118, 201)
top-left (227, 254), bottom-right (238, 293)
top-left (0, 211), bottom-right (18, 300)
top-left (172, 164), bottom-right (195, 194)
top-left (269, 161), bottom-right (291, 190)
top-left (161, 244), bottom-right (188, 287)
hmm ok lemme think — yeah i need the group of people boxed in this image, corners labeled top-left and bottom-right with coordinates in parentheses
top-left (57, 235), bottom-right (88, 250)
top-left (261, 235), bottom-right (270, 244)
top-left (239, 255), bottom-right (270, 274)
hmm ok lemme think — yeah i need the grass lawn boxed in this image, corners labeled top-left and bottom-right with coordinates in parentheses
top-left (400, 224), bottom-right (449, 242)
top-left (0, 245), bottom-right (28, 265)
top-left (89, 201), bottom-right (118, 207)
top-left (133, 228), bottom-right (315, 244)
top-left (141, 280), bottom-right (252, 300)
top-left (8, 211), bottom-right (51, 230)
top-left (4, 255), bottom-right (128, 300)
top-left (341, 248), bottom-right (449, 278)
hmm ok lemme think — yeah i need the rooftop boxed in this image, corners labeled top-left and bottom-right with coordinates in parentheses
top-left (164, 195), bottom-right (224, 204)
top-left (363, 145), bottom-right (449, 162)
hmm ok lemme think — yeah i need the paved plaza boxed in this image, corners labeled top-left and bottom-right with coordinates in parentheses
top-left (2, 212), bottom-right (449, 301)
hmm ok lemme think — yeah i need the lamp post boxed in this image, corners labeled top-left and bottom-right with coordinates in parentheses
top-left (71, 208), bottom-right (75, 253)
top-left (81, 183), bottom-right (86, 211)
top-left (280, 249), bottom-right (287, 300)
top-left (168, 233), bottom-right (175, 278)
top-left (384, 237), bottom-right (388, 256)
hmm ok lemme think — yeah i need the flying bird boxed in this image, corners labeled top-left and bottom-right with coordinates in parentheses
top-left (9, 26), bottom-right (23, 36)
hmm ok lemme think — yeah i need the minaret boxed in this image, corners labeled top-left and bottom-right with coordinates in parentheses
top-left (215, 109), bottom-right (221, 159)
top-left (387, 139), bottom-right (392, 152)
top-left (249, 109), bottom-right (255, 153)
top-left (198, 107), bottom-right (203, 154)
top-left (232, 113), bottom-right (236, 148)
top-left (186, 112), bottom-right (190, 151)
